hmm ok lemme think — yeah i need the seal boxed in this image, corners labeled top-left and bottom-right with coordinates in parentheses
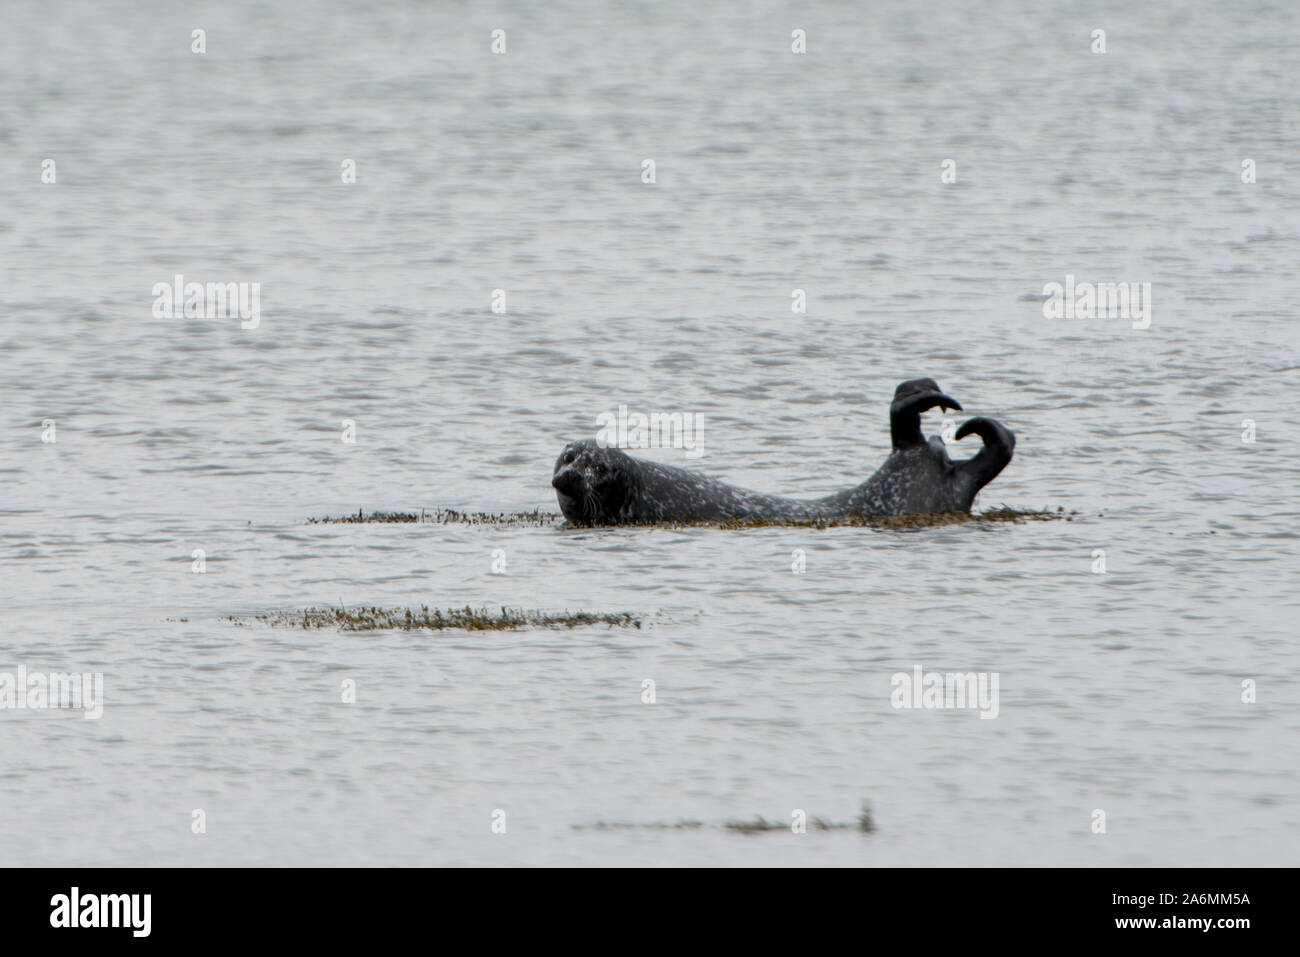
top-left (551, 378), bottom-right (1015, 525)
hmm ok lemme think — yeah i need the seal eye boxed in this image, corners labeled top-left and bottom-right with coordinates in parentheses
top-left (562, 451), bottom-right (575, 464)
top-left (595, 462), bottom-right (608, 475)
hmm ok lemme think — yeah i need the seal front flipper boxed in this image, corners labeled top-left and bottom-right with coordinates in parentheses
top-left (952, 416), bottom-right (1016, 509)
top-left (889, 378), bottom-right (962, 450)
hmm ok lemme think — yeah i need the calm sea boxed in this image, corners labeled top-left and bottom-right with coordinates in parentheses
top-left (1, 0), bottom-right (1297, 865)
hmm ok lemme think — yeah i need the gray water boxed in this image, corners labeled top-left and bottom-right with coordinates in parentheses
top-left (2, 0), bottom-right (1298, 866)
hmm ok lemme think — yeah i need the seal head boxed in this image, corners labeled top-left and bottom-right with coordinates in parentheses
top-left (551, 440), bottom-right (638, 525)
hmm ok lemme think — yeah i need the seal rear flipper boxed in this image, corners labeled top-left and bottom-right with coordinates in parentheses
top-left (889, 378), bottom-right (962, 450)
top-left (952, 416), bottom-right (1015, 508)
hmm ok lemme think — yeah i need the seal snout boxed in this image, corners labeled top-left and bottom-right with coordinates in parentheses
top-left (552, 468), bottom-right (585, 496)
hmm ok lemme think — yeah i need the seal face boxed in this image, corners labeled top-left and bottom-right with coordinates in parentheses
top-left (552, 379), bottom-right (1015, 525)
top-left (551, 441), bottom-right (640, 525)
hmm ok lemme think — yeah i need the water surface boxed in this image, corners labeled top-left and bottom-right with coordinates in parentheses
top-left (1, 0), bottom-right (1298, 865)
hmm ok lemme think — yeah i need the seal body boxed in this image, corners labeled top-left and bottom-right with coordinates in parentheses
top-left (551, 440), bottom-right (819, 525)
top-left (818, 418), bottom-right (1016, 517)
top-left (551, 379), bottom-right (1015, 526)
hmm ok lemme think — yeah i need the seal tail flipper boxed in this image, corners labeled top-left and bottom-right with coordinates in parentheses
top-left (890, 385), bottom-right (962, 449)
top-left (952, 416), bottom-right (1015, 508)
